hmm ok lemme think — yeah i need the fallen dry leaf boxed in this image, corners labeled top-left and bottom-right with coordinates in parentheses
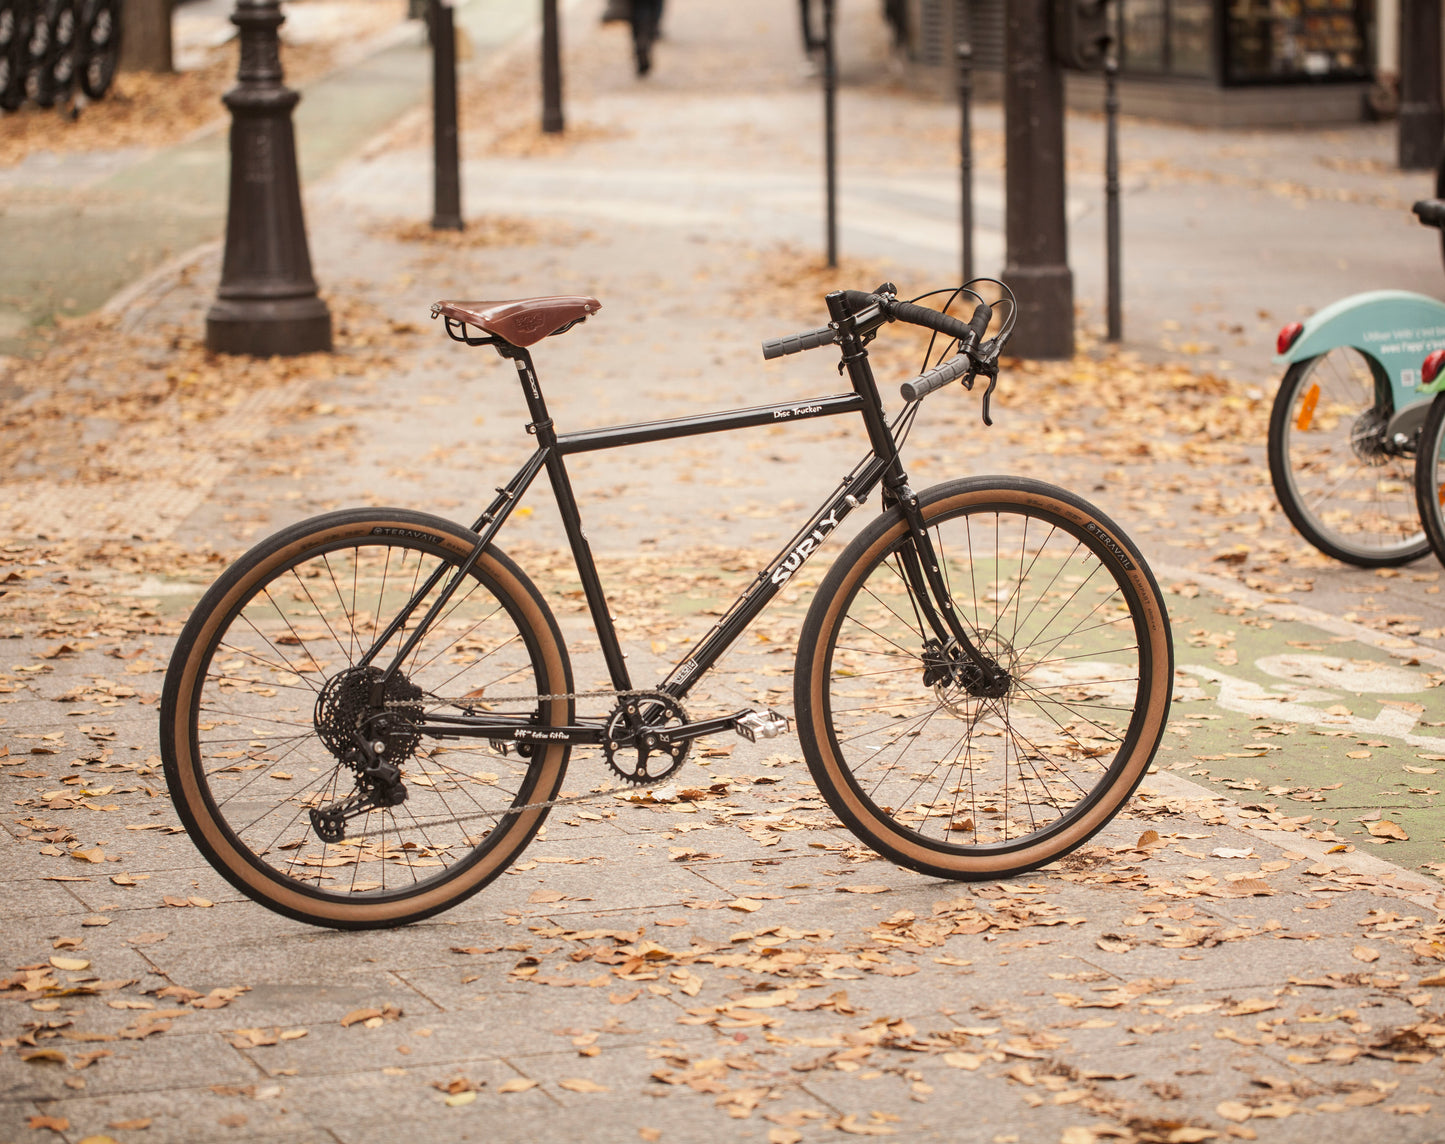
top-left (558, 1077), bottom-right (609, 1093)
top-left (19, 1048), bottom-right (67, 1065)
top-left (497, 1077), bottom-right (538, 1093)
top-left (1216, 1101), bottom-right (1251, 1122)
top-left (835, 1113), bottom-right (898, 1136)
top-left (1352, 945), bottom-right (1381, 963)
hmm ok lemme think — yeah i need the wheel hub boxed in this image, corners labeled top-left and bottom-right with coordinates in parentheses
top-left (922, 637), bottom-right (1012, 705)
top-left (1350, 407), bottom-right (1392, 466)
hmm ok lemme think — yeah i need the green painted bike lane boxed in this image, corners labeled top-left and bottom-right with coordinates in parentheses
top-left (1158, 572), bottom-right (1445, 884)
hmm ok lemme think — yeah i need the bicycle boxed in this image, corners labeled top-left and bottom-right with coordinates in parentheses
top-left (159, 282), bottom-right (1174, 930)
top-left (1267, 199), bottom-right (1445, 567)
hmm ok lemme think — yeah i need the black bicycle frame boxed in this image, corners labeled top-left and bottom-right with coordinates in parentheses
top-left (369, 295), bottom-right (997, 745)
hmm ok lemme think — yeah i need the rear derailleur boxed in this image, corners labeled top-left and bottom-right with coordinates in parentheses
top-left (309, 747), bottom-right (410, 844)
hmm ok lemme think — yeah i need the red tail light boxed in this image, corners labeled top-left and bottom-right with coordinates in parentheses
top-left (1276, 321), bottom-right (1304, 355)
top-left (1424, 349), bottom-right (1445, 385)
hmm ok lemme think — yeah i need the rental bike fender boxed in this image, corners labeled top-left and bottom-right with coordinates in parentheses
top-left (1275, 291), bottom-right (1445, 412)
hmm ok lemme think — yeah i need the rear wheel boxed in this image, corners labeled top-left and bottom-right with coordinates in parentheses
top-left (160, 509), bottom-right (573, 929)
top-left (1268, 347), bottom-right (1428, 566)
top-left (794, 477), bottom-right (1173, 880)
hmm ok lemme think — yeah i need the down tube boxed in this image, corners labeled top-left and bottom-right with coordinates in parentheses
top-left (661, 455), bottom-right (890, 698)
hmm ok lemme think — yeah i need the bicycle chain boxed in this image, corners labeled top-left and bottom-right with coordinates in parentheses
top-left (336, 687), bottom-right (679, 842)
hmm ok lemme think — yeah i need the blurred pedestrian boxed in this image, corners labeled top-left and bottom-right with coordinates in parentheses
top-left (632, 0), bottom-right (663, 76)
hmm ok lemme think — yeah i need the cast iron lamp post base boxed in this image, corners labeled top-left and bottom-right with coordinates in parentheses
top-left (206, 0), bottom-right (331, 356)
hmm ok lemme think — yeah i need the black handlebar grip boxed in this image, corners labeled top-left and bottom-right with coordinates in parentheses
top-left (900, 353), bottom-right (971, 402)
top-left (889, 300), bottom-right (973, 343)
top-left (964, 300), bottom-right (992, 342)
top-left (761, 325), bottom-right (837, 360)
top-left (1414, 199), bottom-right (1445, 230)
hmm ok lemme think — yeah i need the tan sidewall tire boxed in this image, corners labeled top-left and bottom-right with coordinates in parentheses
top-left (796, 479), bottom-right (1172, 879)
top-left (163, 513), bottom-right (571, 928)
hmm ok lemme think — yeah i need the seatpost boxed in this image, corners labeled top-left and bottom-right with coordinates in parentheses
top-left (501, 346), bottom-right (556, 445)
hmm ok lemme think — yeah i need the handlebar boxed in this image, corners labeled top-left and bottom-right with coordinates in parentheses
top-left (761, 325), bottom-right (836, 359)
top-left (761, 286), bottom-right (1004, 418)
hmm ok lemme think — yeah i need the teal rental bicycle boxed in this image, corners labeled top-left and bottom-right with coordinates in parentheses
top-left (1268, 198), bottom-right (1445, 566)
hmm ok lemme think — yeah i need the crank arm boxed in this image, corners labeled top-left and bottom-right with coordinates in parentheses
top-left (652, 708), bottom-right (790, 745)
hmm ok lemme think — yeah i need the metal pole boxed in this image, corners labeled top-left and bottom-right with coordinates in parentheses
top-left (541, 0), bottom-right (563, 134)
top-left (957, 40), bottom-right (973, 284)
top-left (1399, 0), bottom-right (1443, 171)
top-left (1002, 0), bottom-right (1073, 359)
top-left (205, 0), bottom-right (330, 356)
top-left (1104, 52), bottom-right (1120, 342)
top-left (823, 0), bottom-right (837, 268)
top-left (431, 0), bottom-right (462, 231)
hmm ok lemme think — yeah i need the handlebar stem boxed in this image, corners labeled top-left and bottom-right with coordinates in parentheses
top-left (825, 290), bottom-right (909, 495)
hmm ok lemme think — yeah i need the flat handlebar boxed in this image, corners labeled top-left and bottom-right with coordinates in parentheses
top-left (761, 287), bottom-right (999, 425)
top-left (761, 292), bottom-right (993, 374)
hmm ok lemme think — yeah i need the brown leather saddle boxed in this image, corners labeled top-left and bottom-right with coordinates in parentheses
top-left (430, 295), bottom-right (601, 347)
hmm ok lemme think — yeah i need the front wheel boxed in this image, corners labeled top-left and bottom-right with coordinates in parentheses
top-left (160, 508), bottom-right (574, 929)
top-left (794, 477), bottom-right (1173, 880)
top-left (1268, 347), bottom-right (1428, 566)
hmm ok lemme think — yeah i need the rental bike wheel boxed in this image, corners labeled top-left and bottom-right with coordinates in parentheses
top-left (76, 0), bottom-right (116, 98)
top-left (794, 476), bottom-right (1173, 880)
top-left (1268, 347), bottom-right (1428, 566)
top-left (160, 508), bottom-right (573, 929)
top-left (1413, 392), bottom-right (1445, 567)
top-left (0, 0), bottom-right (28, 110)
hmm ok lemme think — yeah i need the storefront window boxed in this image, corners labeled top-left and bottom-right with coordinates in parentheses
top-left (1169, 0), bottom-right (1213, 76)
top-left (1224, 0), bottom-right (1370, 84)
top-left (1121, 0), bottom-right (1167, 71)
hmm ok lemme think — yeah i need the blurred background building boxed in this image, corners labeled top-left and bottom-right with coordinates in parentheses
top-left (902, 0), bottom-right (1385, 127)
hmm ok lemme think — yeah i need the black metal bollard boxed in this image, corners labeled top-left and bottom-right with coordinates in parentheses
top-left (956, 40), bottom-right (973, 285)
top-left (541, 0), bottom-right (562, 134)
top-left (205, 0), bottom-right (330, 356)
top-left (1104, 52), bottom-right (1120, 342)
top-left (822, 0), bottom-right (836, 268)
top-left (430, 0), bottom-right (462, 231)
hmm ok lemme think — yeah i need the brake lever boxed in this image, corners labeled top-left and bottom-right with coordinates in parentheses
top-left (976, 359), bottom-right (999, 426)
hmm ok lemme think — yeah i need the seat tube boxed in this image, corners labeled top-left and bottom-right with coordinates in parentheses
top-left (506, 348), bottom-right (634, 694)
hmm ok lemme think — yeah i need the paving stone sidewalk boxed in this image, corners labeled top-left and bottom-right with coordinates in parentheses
top-left (4, 2), bottom-right (1445, 1143)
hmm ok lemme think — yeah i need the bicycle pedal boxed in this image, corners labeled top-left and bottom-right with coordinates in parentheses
top-left (735, 708), bottom-right (790, 743)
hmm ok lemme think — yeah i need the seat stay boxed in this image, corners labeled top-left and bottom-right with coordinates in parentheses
top-left (365, 446), bottom-right (552, 690)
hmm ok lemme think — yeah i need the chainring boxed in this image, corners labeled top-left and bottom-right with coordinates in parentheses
top-left (602, 693), bottom-right (689, 785)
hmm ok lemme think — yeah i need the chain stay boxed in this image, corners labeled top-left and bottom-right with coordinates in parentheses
top-left (340, 687), bottom-right (681, 841)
